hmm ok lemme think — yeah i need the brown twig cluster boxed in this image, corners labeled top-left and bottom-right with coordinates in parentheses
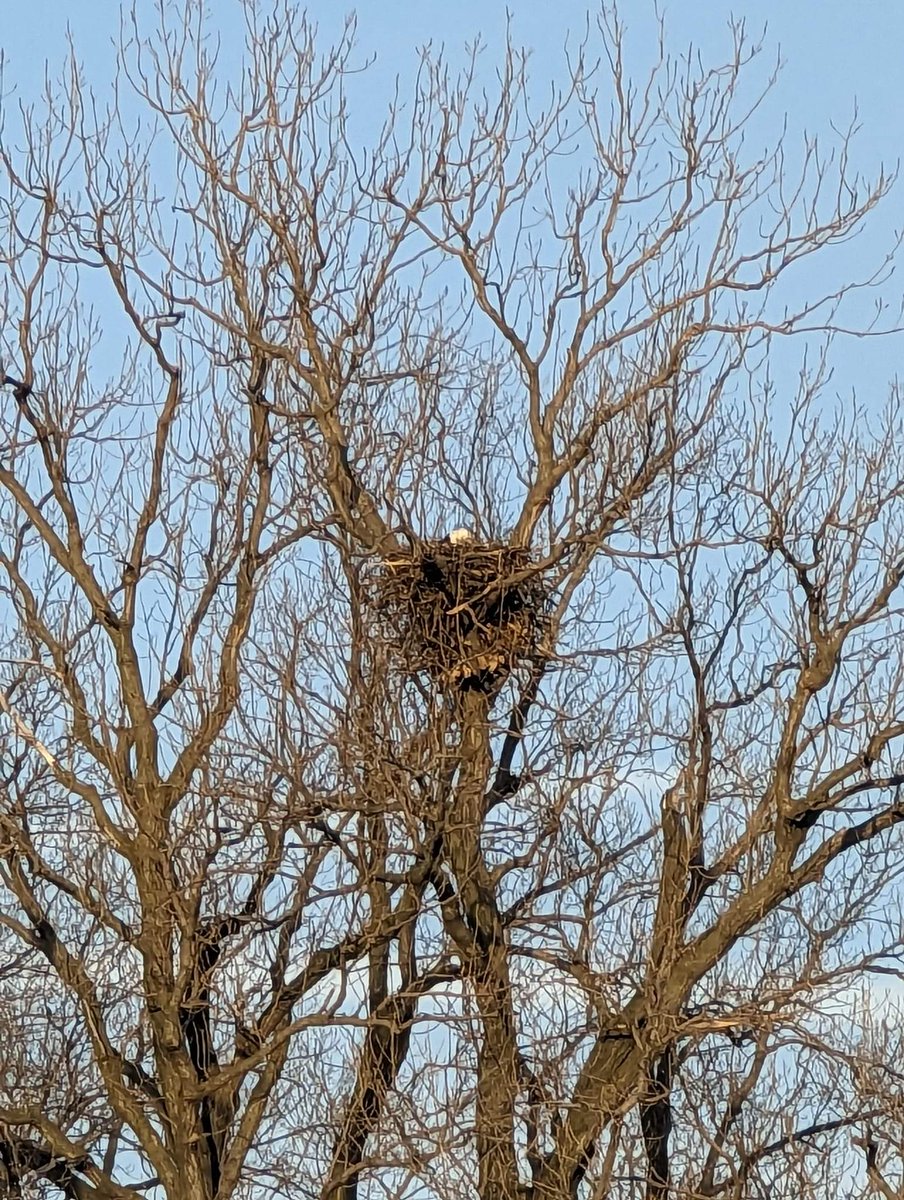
top-left (372, 540), bottom-right (550, 690)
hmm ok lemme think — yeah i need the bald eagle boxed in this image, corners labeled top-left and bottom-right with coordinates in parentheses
top-left (447, 528), bottom-right (476, 546)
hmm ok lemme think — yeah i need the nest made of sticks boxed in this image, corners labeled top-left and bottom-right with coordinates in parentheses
top-left (373, 539), bottom-right (550, 690)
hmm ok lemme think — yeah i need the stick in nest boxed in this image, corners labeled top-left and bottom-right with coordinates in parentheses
top-left (371, 538), bottom-right (550, 691)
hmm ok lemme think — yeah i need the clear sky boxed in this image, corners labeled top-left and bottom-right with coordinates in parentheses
top-left (3, 0), bottom-right (903, 402)
top-left (4, 0), bottom-right (900, 134)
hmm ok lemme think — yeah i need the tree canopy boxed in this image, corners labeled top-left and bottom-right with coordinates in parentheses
top-left (1, 5), bottom-right (903, 1199)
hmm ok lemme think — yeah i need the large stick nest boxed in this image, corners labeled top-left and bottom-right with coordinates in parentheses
top-left (372, 539), bottom-right (551, 691)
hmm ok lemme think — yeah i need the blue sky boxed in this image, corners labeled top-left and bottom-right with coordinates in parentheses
top-left (3, 1), bottom-right (900, 131)
top-left (3, 0), bottom-right (901, 142)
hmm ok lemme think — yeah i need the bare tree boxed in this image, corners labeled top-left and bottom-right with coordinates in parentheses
top-left (1, 4), bottom-right (903, 1199)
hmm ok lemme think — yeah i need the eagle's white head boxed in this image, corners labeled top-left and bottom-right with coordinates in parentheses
top-left (448, 527), bottom-right (476, 546)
